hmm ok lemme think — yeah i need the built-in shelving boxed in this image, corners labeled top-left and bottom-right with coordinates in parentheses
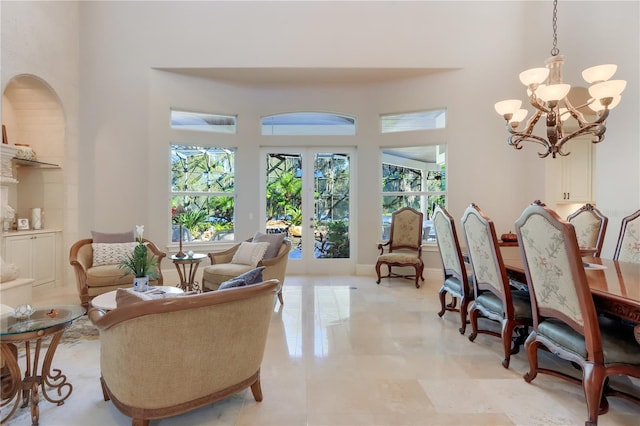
top-left (12, 158), bottom-right (60, 168)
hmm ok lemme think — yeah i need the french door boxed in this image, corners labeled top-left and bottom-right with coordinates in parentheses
top-left (261, 147), bottom-right (355, 275)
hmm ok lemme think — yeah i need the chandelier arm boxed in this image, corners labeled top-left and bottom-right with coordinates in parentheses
top-left (557, 123), bottom-right (607, 151)
top-left (522, 110), bottom-right (544, 135)
top-left (507, 132), bottom-right (554, 158)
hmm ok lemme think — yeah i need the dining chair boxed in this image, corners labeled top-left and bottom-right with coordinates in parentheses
top-left (460, 203), bottom-right (532, 368)
top-left (567, 203), bottom-right (608, 257)
top-left (375, 207), bottom-right (424, 288)
top-left (433, 205), bottom-right (473, 334)
top-left (515, 200), bottom-right (640, 426)
top-left (613, 208), bottom-right (640, 263)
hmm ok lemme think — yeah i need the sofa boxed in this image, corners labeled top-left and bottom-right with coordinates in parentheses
top-left (69, 238), bottom-right (166, 308)
top-left (88, 279), bottom-right (280, 426)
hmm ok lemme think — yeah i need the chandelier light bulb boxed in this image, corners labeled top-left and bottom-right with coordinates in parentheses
top-left (589, 79), bottom-right (627, 100)
top-left (494, 99), bottom-right (522, 116)
top-left (509, 109), bottom-right (528, 125)
top-left (588, 95), bottom-right (622, 112)
top-left (582, 64), bottom-right (617, 83)
top-left (519, 67), bottom-right (550, 86)
top-left (537, 83), bottom-right (571, 102)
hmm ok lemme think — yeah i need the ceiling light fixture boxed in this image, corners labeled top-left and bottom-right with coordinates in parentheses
top-left (495, 0), bottom-right (626, 158)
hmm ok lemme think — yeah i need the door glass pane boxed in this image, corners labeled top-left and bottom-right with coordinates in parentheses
top-left (265, 153), bottom-right (302, 259)
top-left (314, 153), bottom-right (350, 259)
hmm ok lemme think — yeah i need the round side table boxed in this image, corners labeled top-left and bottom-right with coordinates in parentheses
top-left (171, 253), bottom-right (207, 293)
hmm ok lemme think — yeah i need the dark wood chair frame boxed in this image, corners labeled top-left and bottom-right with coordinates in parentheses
top-left (515, 200), bottom-right (640, 426)
top-left (613, 208), bottom-right (640, 261)
top-left (567, 203), bottom-right (608, 257)
top-left (433, 205), bottom-right (474, 334)
top-left (375, 207), bottom-right (425, 288)
top-left (461, 203), bottom-right (532, 368)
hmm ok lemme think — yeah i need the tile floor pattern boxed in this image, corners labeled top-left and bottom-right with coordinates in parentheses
top-left (5, 275), bottom-right (640, 425)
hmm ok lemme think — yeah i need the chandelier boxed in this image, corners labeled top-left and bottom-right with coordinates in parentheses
top-left (494, 0), bottom-right (626, 158)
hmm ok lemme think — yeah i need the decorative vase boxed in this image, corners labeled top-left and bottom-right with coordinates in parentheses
top-left (133, 276), bottom-right (149, 292)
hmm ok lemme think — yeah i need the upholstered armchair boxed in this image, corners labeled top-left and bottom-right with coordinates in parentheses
top-left (88, 280), bottom-right (280, 426)
top-left (614, 209), bottom-right (640, 263)
top-left (515, 200), bottom-right (640, 426)
top-left (69, 238), bottom-right (166, 308)
top-left (567, 203), bottom-right (608, 257)
top-left (375, 207), bottom-right (425, 288)
top-left (202, 237), bottom-right (290, 305)
top-left (460, 203), bottom-right (532, 368)
top-left (433, 205), bottom-right (474, 334)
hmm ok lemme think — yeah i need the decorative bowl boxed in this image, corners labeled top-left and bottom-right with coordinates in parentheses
top-left (501, 232), bottom-right (518, 242)
top-left (12, 304), bottom-right (34, 319)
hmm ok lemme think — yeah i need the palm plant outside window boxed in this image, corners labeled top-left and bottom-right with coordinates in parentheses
top-left (381, 161), bottom-right (446, 242)
top-left (170, 145), bottom-right (235, 242)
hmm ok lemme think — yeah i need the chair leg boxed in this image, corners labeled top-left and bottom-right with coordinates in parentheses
top-left (501, 319), bottom-right (515, 368)
top-left (375, 263), bottom-right (382, 284)
top-left (523, 331), bottom-right (539, 383)
top-left (468, 304), bottom-right (479, 342)
top-left (414, 265), bottom-right (420, 288)
top-left (582, 362), bottom-right (607, 426)
top-left (459, 297), bottom-right (470, 334)
top-left (250, 376), bottom-right (263, 402)
top-left (277, 290), bottom-right (284, 306)
top-left (437, 287), bottom-right (447, 317)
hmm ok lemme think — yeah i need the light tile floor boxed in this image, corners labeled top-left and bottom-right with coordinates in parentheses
top-left (6, 275), bottom-right (640, 425)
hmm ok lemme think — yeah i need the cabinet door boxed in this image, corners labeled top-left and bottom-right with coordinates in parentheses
top-left (2, 232), bottom-right (56, 286)
top-left (3, 235), bottom-right (32, 280)
top-left (557, 140), bottom-right (593, 203)
top-left (31, 233), bottom-right (55, 286)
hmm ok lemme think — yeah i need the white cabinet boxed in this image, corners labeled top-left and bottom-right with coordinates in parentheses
top-left (556, 138), bottom-right (593, 203)
top-left (2, 231), bottom-right (56, 286)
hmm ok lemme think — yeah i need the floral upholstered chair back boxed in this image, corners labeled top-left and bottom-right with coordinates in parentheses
top-left (389, 207), bottom-right (423, 251)
top-left (433, 206), bottom-right (464, 279)
top-left (614, 209), bottom-right (640, 263)
top-left (567, 203), bottom-right (608, 257)
top-left (515, 202), bottom-right (592, 331)
top-left (461, 204), bottom-right (506, 300)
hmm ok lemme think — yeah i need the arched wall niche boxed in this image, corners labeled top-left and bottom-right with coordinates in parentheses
top-left (2, 73), bottom-right (65, 232)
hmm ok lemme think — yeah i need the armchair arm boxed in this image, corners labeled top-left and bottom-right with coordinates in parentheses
top-left (143, 238), bottom-right (166, 284)
top-left (377, 241), bottom-right (390, 255)
top-left (69, 238), bottom-right (93, 298)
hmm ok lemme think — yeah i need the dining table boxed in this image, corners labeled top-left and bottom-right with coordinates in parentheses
top-left (499, 246), bottom-right (640, 343)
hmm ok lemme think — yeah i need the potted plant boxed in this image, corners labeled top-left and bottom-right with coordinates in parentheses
top-left (118, 225), bottom-right (158, 292)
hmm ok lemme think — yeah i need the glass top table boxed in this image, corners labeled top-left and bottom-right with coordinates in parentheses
top-left (1, 304), bottom-right (85, 336)
top-left (1, 304), bottom-right (86, 425)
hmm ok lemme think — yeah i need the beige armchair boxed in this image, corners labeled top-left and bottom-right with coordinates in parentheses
top-left (88, 280), bottom-right (280, 426)
top-left (202, 238), bottom-right (290, 305)
top-left (69, 238), bottom-right (166, 308)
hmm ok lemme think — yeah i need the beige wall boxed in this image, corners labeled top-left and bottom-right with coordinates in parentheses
top-left (1, 1), bottom-right (638, 282)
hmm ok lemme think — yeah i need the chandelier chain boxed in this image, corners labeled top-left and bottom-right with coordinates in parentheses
top-left (550, 0), bottom-right (559, 56)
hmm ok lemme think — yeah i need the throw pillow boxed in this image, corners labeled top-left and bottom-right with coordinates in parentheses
top-left (230, 241), bottom-right (270, 266)
top-left (92, 242), bottom-right (138, 266)
top-left (219, 266), bottom-right (266, 290)
top-left (252, 231), bottom-right (286, 260)
top-left (91, 230), bottom-right (135, 243)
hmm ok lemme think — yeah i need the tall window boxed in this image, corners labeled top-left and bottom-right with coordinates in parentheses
top-left (170, 145), bottom-right (235, 243)
top-left (381, 146), bottom-right (446, 243)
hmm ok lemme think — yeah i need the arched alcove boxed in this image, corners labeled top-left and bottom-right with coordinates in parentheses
top-left (2, 74), bottom-right (65, 291)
